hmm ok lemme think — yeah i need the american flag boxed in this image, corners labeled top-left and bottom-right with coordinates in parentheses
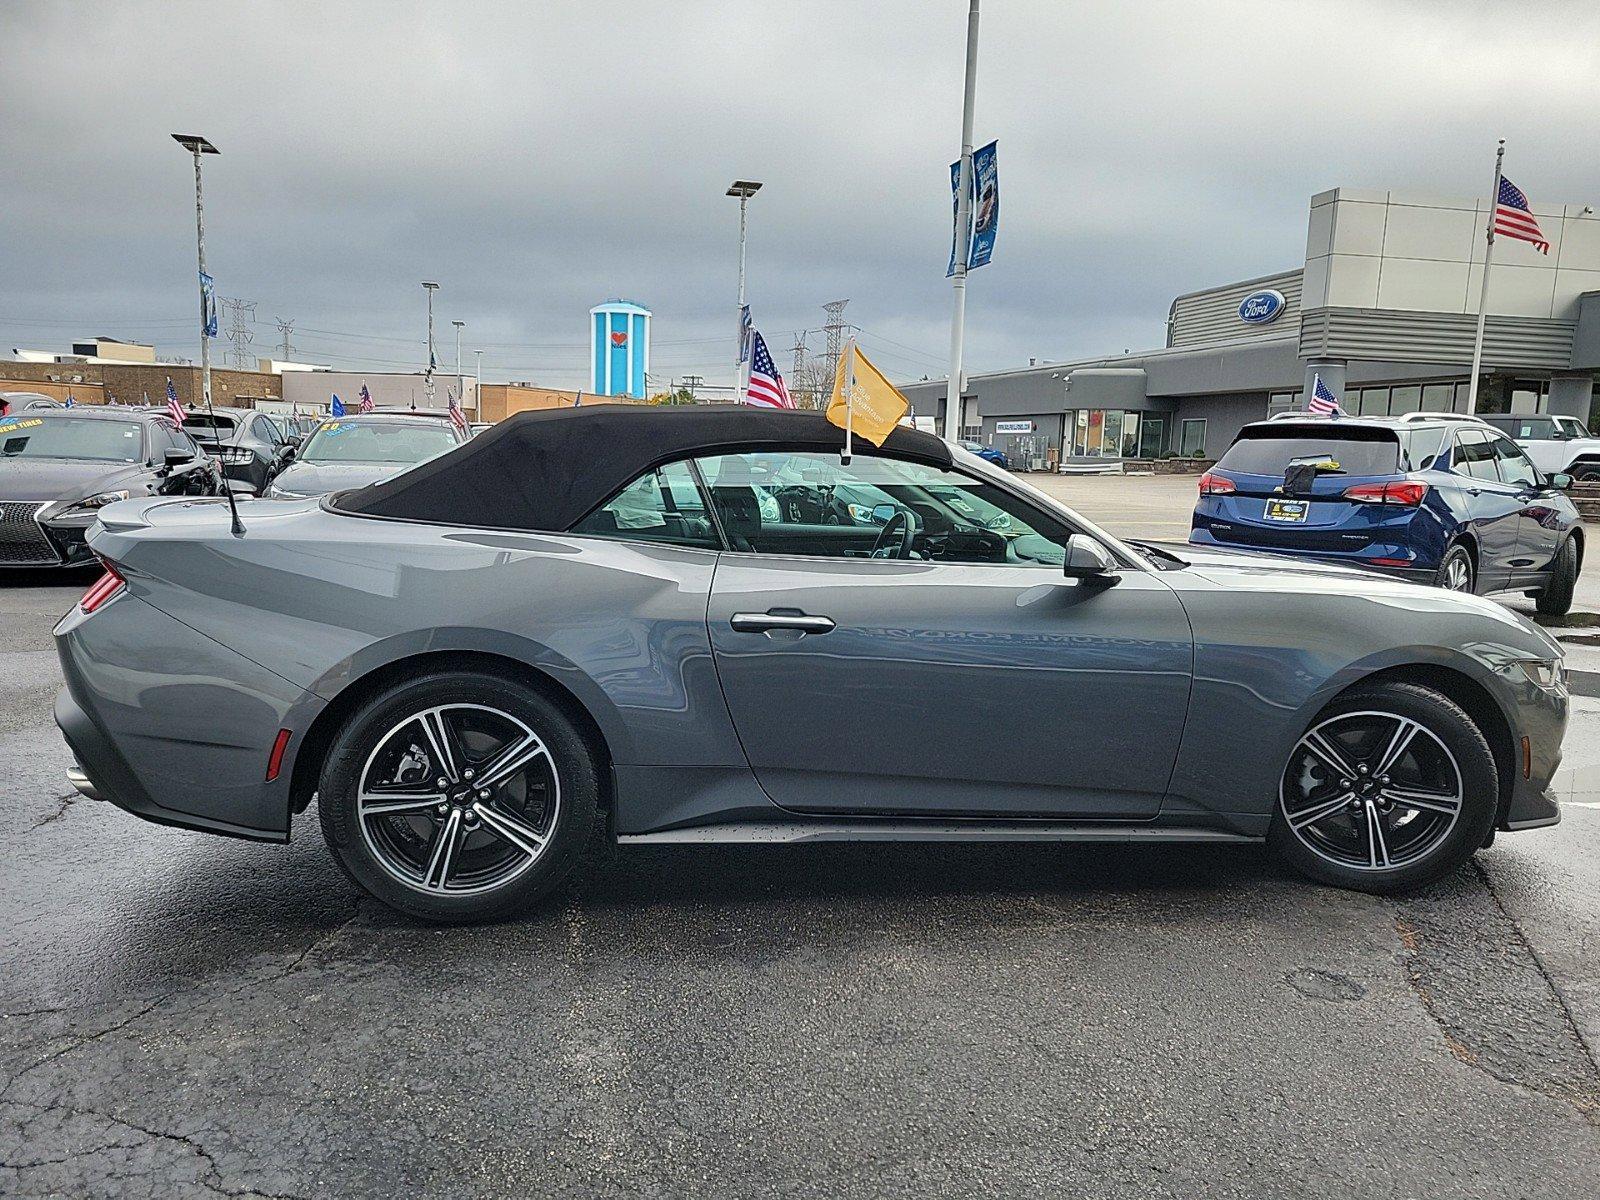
top-left (358, 383), bottom-right (374, 412)
top-left (1494, 176), bottom-right (1549, 254)
top-left (744, 331), bottom-right (793, 409)
top-left (165, 376), bottom-right (184, 427)
top-left (447, 388), bottom-right (468, 433)
top-left (1307, 374), bottom-right (1344, 416)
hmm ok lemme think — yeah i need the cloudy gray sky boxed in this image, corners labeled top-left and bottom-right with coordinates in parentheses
top-left (4, 0), bottom-right (1598, 392)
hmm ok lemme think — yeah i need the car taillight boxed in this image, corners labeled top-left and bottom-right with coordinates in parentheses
top-left (1342, 480), bottom-right (1429, 506)
top-left (1198, 471), bottom-right (1236, 496)
top-left (79, 563), bottom-right (126, 614)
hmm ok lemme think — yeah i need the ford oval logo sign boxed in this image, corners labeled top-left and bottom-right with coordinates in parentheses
top-left (1238, 289), bottom-right (1286, 325)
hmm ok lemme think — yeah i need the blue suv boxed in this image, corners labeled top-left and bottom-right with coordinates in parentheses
top-left (1191, 414), bottom-right (1584, 614)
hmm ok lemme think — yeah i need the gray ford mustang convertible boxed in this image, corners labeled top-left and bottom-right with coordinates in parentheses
top-left (55, 405), bottom-right (1567, 921)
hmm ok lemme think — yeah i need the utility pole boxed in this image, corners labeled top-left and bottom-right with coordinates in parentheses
top-left (726, 180), bottom-right (763, 403)
top-left (945, 0), bottom-right (980, 439)
top-left (474, 349), bottom-right (483, 392)
top-left (171, 134), bottom-right (219, 412)
top-left (452, 319), bottom-right (465, 415)
top-left (422, 281), bottom-right (439, 410)
top-left (681, 374), bottom-right (703, 403)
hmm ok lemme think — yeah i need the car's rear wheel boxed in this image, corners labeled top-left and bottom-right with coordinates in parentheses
top-left (317, 671), bottom-right (603, 922)
top-left (1268, 682), bottom-right (1497, 893)
top-left (1434, 543), bottom-right (1475, 593)
top-left (1571, 463), bottom-right (1600, 482)
top-left (1535, 536), bottom-right (1578, 616)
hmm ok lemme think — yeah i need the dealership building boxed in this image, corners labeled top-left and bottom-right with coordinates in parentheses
top-left (902, 185), bottom-right (1600, 468)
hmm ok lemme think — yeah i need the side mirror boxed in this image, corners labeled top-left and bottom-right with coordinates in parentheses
top-left (870, 502), bottom-right (898, 526)
top-left (1550, 472), bottom-right (1573, 491)
top-left (1063, 533), bottom-right (1118, 582)
top-left (162, 446), bottom-right (195, 470)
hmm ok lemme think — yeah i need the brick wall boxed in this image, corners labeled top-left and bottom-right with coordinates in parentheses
top-left (0, 362), bottom-right (279, 408)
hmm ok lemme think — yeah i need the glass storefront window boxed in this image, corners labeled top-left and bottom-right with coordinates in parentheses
top-left (1179, 419), bottom-right (1206, 457)
top-left (1420, 384), bottom-right (1453, 412)
top-left (1121, 412), bottom-right (1140, 457)
top-left (1356, 388), bottom-right (1389, 416)
top-left (1390, 385), bottom-right (1422, 415)
top-left (1100, 411), bottom-right (1123, 458)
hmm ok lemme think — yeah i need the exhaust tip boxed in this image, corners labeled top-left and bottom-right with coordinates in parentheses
top-left (66, 766), bottom-right (105, 802)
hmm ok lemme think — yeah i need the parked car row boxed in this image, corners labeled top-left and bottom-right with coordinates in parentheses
top-left (1192, 411), bottom-right (1585, 614)
top-left (1, 404), bottom-right (472, 570)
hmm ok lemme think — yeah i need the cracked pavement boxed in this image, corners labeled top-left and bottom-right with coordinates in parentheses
top-left (4, 561), bottom-right (1600, 1198)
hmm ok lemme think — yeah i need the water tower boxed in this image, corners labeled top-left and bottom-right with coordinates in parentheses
top-left (589, 299), bottom-right (651, 399)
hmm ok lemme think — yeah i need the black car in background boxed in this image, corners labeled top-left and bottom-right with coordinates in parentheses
top-left (0, 408), bottom-right (222, 569)
top-left (180, 406), bottom-right (289, 494)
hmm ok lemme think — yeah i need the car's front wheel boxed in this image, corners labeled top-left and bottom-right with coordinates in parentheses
top-left (1268, 682), bottom-right (1498, 893)
top-left (1535, 536), bottom-right (1578, 616)
top-left (317, 671), bottom-right (603, 922)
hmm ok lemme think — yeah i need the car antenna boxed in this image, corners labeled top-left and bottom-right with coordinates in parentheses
top-left (202, 390), bottom-right (245, 537)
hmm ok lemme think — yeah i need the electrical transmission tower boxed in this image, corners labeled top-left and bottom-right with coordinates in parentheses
top-left (789, 331), bottom-right (817, 410)
top-left (821, 299), bottom-right (850, 406)
top-left (681, 374), bottom-right (703, 403)
top-left (274, 316), bottom-right (295, 362)
top-left (221, 298), bottom-right (257, 369)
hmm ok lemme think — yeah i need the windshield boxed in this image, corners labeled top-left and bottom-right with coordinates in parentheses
top-left (299, 420), bottom-right (458, 464)
top-left (1217, 430), bottom-right (1401, 476)
top-left (0, 415), bottom-right (143, 462)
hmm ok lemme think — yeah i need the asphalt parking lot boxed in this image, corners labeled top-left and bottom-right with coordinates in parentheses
top-left (3, 477), bottom-right (1599, 1198)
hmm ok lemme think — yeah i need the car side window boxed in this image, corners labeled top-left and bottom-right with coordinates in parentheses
top-left (146, 421), bottom-right (179, 460)
top-left (693, 449), bottom-right (1073, 567)
top-left (1489, 434), bottom-right (1539, 488)
top-left (570, 460), bottom-right (719, 549)
top-left (1453, 430), bottom-right (1500, 482)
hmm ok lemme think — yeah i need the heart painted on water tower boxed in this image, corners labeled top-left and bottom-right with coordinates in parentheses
top-left (611, 331), bottom-right (628, 347)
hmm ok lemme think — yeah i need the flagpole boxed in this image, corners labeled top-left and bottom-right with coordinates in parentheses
top-left (842, 338), bottom-right (857, 465)
top-left (1466, 139), bottom-right (1505, 415)
top-left (422, 281), bottom-right (439, 410)
top-left (945, 0), bottom-right (980, 441)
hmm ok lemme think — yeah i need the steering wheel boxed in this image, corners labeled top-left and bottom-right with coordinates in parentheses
top-left (868, 509), bottom-right (918, 559)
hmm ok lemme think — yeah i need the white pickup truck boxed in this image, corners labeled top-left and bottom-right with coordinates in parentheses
top-left (1478, 413), bottom-right (1600, 481)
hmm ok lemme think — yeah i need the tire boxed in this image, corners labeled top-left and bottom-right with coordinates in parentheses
top-left (317, 671), bottom-right (604, 923)
top-left (1571, 463), bottom-right (1600, 483)
top-left (1433, 543), bottom-right (1475, 593)
top-left (1268, 682), bottom-right (1498, 894)
top-left (1535, 536), bottom-right (1578, 616)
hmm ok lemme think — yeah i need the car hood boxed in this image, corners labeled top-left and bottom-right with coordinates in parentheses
top-left (1151, 539), bottom-right (1562, 655)
top-left (272, 461), bottom-right (411, 497)
top-left (0, 458), bottom-right (143, 503)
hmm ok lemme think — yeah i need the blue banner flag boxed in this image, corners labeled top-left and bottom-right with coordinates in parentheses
top-left (330, 393), bottom-right (345, 417)
top-left (946, 141), bottom-right (1000, 274)
top-left (738, 305), bottom-right (753, 364)
top-left (200, 271), bottom-right (218, 338)
top-left (967, 140), bottom-right (999, 269)
top-left (946, 160), bottom-right (967, 278)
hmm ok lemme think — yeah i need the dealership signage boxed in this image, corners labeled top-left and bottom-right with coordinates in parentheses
top-left (1238, 289), bottom-right (1287, 325)
top-left (995, 420), bottom-right (1034, 433)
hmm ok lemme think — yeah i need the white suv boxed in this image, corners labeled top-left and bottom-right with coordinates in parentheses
top-left (1478, 413), bottom-right (1600, 480)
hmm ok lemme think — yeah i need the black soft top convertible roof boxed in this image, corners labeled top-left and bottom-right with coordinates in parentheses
top-left (331, 403), bottom-right (953, 532)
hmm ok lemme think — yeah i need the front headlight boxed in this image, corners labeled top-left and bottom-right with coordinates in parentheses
top-left (40, 490), bottom-right (131, 521)
top-left (1515, 658), bottom-right (1566, 692)
top-left (266, 485), bottom-right (309, 500)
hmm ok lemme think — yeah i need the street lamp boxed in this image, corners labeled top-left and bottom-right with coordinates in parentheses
top-left (422, 282), bottom-right (439, 410)
top-left (726, 180), bottom-right (762, 403)
top-left (171, 134), bottom-right (219, 412)
top-left (452, 319), bottom-right (465, 415)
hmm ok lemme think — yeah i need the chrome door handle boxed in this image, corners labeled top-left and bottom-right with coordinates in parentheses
top-left (729, 612), bottom-right (836, 634)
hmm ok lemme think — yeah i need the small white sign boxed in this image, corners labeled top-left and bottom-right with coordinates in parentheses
top-left (995, 420), bottom-right (1034, 434)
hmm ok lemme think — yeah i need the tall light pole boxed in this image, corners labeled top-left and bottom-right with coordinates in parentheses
top-left (171, 134), bottom-right (219, 412)
top-left (474, 348), bottom-right (483, 400)
top-left (945, 0), bottom-right (980, 440)
top-left (422, 282), bottom-right (439, 410)
top-left (727, 180), bottom-right (762, 404)
top-left (452, 319), bottom-right (465, 414)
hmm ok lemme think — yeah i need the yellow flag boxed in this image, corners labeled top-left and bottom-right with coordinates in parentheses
top-left (826, 342), bottom-right (909, 447)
